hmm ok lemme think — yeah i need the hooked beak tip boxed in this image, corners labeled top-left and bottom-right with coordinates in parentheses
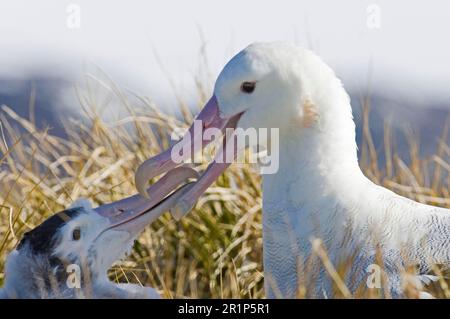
top-left (133, 95), bottom-right (239, 219)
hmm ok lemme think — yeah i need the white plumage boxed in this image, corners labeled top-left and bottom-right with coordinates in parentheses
top-left (237, 43), bottom-right (450, 298)
top-left (136, 42), bottom-right (450, 298)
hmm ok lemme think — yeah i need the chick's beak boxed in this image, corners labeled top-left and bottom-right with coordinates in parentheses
top-left (94, 167), bottom-right (198, 234)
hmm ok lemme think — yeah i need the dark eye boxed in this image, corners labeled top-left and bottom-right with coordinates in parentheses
top-left (72, 228), bottom-right (81, 241)
top-left (241, 81), bottom-right (256, 94)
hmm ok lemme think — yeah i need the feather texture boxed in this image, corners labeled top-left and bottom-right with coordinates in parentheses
top-left (219, 43), bottom-right (450, 298)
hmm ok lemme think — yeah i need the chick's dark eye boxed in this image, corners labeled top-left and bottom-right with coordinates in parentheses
top-left (72, 228), bottom-right (81, 241)
top-left (241, 81), bottom-right (256, 94)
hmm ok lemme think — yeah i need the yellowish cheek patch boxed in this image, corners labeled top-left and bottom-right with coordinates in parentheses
top-left (302, 99), bottom-right (319, 128)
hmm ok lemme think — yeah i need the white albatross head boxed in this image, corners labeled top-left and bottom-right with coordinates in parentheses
top-left (135, 41), bottom-right (356, 219)
top-left (1, 167), bottom-right (197, 299)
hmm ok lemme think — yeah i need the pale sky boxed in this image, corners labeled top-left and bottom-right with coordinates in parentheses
top-left (1, 0), bottom-right (449, 107)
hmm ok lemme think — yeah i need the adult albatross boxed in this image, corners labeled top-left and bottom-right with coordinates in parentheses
top-left (135, 42), bottom-right (450, 298)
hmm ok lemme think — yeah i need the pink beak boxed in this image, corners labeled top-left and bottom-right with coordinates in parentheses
top-left (135, 95), bottom-right (242, 220)
top-left (95, 166), bottom-right (198, 234)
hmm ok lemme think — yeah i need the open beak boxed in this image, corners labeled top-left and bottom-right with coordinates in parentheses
top-left (135, 95), bottom-right (242, 220)
top-left (95, 166), bottom-right (198, 235)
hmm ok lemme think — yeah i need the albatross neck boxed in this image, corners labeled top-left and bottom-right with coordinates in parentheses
top-left (262, 101), bottom-right (369, 213)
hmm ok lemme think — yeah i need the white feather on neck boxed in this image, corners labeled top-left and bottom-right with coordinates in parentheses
top-left (262, 61), bottom-right (368, 233)
top-left (259, 61), bottom-right (377, 297)
top-left (258, 48), bottom-right (450, 298)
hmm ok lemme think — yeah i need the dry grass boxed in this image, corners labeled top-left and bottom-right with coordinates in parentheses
top-left (0, 76), bottom-right (449, 299)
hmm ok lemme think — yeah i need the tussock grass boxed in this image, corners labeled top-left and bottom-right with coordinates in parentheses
top-left (0, 76), bottom-right (449, 298)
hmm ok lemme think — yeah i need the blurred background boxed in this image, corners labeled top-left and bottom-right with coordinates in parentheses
top-left (1, 0), bottom-right (450, 298)
top-left (1, 0), bottom-right (449, 158)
